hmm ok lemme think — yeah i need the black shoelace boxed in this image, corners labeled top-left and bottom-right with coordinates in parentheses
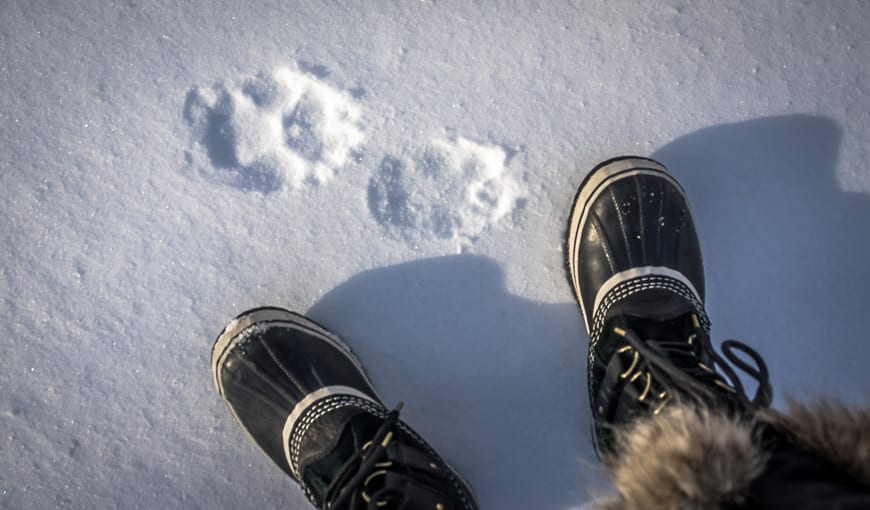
top-left (612, 314), bottom-right (773, 415)
top-left (323, 403), bottom-right (446, 510)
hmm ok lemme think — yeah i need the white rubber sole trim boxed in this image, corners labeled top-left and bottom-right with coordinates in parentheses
top-left (567, 158), bottom-right (688, 334)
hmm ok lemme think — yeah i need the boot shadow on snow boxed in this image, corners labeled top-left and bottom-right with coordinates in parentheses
top-left (652, 114), bottom-right (870, 404)
top-left (307, 255), bottom-right (600, 510)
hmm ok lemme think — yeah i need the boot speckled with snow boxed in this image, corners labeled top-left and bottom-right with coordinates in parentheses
top-left (565, 156), bottom-right (774, 459)
top-left (212, 307), bottom-right (478, 510)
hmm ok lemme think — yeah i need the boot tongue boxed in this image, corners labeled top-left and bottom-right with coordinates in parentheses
top-left (298, 407), bottom-right (385, 504)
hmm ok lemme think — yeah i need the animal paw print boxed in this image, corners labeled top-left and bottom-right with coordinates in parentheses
top-left (184, 66), bottom-right (364, 193)
top-left (368, 136), bottom-right (526, 243)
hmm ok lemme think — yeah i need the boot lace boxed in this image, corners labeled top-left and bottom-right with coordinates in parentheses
top-left (611, 314), bottom-right (773, 415)
top-left (323, 403), bottom-right (452, 510)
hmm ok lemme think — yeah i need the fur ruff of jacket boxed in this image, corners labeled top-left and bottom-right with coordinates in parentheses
top-left (591, 400), bottom-right (870, 509)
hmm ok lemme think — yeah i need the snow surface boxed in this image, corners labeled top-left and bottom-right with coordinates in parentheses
top-left (2, 1), bottom-right (870, 508)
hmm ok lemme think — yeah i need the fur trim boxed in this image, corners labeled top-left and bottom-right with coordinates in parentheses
top-left (592, 405), bottom-right (767, 510)
top-left (761, 399), bottom-right (870, 486)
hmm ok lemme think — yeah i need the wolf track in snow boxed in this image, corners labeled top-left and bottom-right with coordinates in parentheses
top-left (184, 66), bottom-right (364, 193)
top-left (368, 136), bottom-right (527, 244)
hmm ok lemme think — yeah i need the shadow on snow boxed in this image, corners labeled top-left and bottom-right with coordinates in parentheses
top-left (653, 114), bottom-right (870, 403)
top-left (307, 255), bottom-right (601, 510)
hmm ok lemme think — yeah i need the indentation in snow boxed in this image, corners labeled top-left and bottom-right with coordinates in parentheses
top-left (184, 66), bottom-right (364, 193)
top-left (368, 136), bottom-right (526, 243)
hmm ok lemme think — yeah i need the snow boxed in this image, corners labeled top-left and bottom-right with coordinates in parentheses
top-left (368, 134), bottom-right (526, 245)
top-left (1, 1), bottom-right (869, 508)
top-left (185, 66), bottom-right (365, 191)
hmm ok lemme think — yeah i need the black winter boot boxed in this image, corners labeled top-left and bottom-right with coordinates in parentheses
top-left (212, 307), bottom-right (478, 510)
top-left (565, 156), bottom-right (774, 459)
